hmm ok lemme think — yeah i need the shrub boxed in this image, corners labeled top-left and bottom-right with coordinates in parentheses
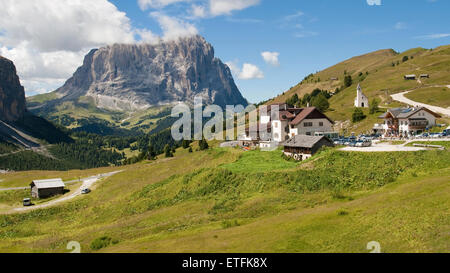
top-left (221, 219), bottom-right (240, 229)
top-left (352, 108), bottom-right (367, 123)
top-left (344, 75), bottom-right (353, 87)
top-left (369, 99), bottom-right (380, 114)
top-left (90, 236), bottom-right (118, 250)
top-left (337, 209), bottom-right (349, 216)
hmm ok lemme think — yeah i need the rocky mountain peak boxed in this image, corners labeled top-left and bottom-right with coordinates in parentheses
top-left (0, 56), bottom-right (26, 122)
top-left (55, 35), bottom-right (247, 111)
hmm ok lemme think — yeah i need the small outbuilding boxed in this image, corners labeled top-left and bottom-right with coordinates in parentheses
top-left (30, 179), bottom-right (65, 199)
top-left (282, 135), bottom-right (334, 161)
top-left (404, 75), bottom-right (417, 80)
top-left (420, 74), bottom-right (430, 78)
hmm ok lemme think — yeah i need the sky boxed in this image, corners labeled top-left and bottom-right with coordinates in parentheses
top-left (1, 0), bottom-right (449, 103)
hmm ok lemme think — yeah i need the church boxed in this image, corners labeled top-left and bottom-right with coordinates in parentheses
top-left (354, 83), bottom-right (369, 108)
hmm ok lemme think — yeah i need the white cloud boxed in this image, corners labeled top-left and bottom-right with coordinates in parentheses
top-left (209, 0), bottom-right (260, 16)
top-left (284, 11), bottom-right (304, 22)
top-left (138, 0), bottom-right (188, 10)
top-left (239, 63), bottom-right (264, 79)
top-left (191, 5), bottom-right (208, 18)
top-left (261, 51), bottom-right (280, 67)
top-left (225, 61), bottom-right (264, 80)
top-left (151, 12), bottom-right (198, 41)
top-left (138, 0), bottom-right (260, 18)
top-left (0, 0), bottom-right (156, 95)
top-left (0, 0), bottom-right (139, 52)
top-left (415, 33), bottom-right (450, 39)
top-left (366, 0), bottom-right (381, 5)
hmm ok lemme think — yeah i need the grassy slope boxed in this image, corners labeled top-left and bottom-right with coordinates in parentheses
top-left (267, 45), bottom-right (450, 134)
top-left (0, 145), bottom-right (448, 253)
top-left (28, 92), bottom-right (174, 134)
top-left (405, 86), bottom-right (450, 108)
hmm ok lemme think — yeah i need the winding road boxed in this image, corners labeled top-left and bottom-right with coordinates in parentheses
top-left (2, 171), bottom-right (122, 213)
top-left (391, 85), bottom-right (450, 117)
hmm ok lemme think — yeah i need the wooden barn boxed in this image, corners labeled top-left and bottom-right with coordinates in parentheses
top-left (282, 135), bottom-right (334, 161)
top-left (30, 179), bottom-right (65, 199)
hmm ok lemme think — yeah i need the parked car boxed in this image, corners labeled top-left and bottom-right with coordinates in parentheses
top-left (416, 133), bottom-right (429, 139)
top-left (355, 141), bottom-right (364, 147)
top-left (349, 141), bottom-right (358, 147)
top-left (81, 188), bottom-right (91, 194)
top-left (431, 133), bottom-right (442, 138)
top-left (23, 198), bottom-right (32, 207)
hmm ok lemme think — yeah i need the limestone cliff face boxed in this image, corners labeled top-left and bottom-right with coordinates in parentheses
top-left (55, 35), bottom-right (247, 111)
top-left (0, 56), bottom-right (26, 122)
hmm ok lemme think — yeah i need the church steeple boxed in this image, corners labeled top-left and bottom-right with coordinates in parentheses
top-left (354, 83), bottom-right (369, 108)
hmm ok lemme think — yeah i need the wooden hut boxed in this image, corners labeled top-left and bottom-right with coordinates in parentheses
top-left (30, 179), bottom-right (65, 199)
top-left (282, 135), bottom-right (334, 161)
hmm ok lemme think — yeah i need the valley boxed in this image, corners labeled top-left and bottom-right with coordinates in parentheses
top-left (0, 144), bottom-right (448, 252)
top-left (1, 36), bottom-right (449, 254)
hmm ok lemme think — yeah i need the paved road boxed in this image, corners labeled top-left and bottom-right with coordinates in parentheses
top-left (340, 138), bottom-right (449, 152)
top-left (340, 144), bottom-right (426, 152)
top-left (12, 171), bottom-right (122, 212)
top-left (391, 86), bottom-right (450, 117)
top-left (0, 171), bottom-right (122, 192)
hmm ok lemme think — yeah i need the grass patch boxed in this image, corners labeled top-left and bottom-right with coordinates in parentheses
top-left (90, 236), bottom-right (119, 250)
top-left (407, 141), bottom-right (450, 149)
top-left (0, 147), bottom-right (448, 253)
top-left (221, 149), bottom-right (299, 173)
top-left (405, 86), bottom-right (450, 108)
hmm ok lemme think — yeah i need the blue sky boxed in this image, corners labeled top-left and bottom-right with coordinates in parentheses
top-left (112, 0), bottom-right (450, 103)
top-left (1, 0), bottom-right (449, 102)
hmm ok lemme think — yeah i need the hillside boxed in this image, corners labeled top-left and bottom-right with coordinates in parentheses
top-left (0, 145), bottom-right (448, 253)
top-left (268, 45), bottom-right (450, 134)
top-left (27, 36), bottom-right (247, 135)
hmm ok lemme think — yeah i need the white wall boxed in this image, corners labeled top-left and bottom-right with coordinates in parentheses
top-left (292, 119), bottom-right (333, 136)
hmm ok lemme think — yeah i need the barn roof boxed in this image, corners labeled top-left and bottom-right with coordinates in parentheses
top-left (31, 178), bottom-right (65, 189)
top-left (282, 135), bottom-right (332, 148)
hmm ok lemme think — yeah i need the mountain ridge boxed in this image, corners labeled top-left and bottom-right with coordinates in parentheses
top-left (34, 35), bottom-right (247, 112)
top-left (0, 56), bottom-right (27, 123)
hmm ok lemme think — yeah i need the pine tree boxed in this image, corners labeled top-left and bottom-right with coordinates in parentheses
top-left (164, 144), bottom-right (173, 158)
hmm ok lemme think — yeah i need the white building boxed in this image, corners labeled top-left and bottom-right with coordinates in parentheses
top-left (374, 107), bottom-right (441, 137)
top-left (242, 103), bottom-right (334, 143)
top-left (354, 83), bottom-right (369, 108)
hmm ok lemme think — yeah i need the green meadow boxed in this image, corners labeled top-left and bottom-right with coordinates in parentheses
top-left (0, 145), bottom-right (448, 253)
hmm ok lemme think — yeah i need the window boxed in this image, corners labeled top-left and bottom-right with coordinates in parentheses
top-left (319, 122), bottom-right (324, 127)
top-left (274, 122), bottom-right (278, 128)
top-left (274, 133), bottom-right (279, 139)
top-left (304, 122), bottom-right (313, 127)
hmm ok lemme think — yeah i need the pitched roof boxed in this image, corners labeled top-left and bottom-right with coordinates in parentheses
top-left (282, 135), bottom-right (332, 148)
top-left (289, 107), bottom-right (334, 125)
top-left (31, 179), bottom-right (65, 189)
top-left (379, 107), bottom-right (441, 119)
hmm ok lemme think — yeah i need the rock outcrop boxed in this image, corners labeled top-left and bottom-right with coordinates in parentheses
top-left (0, 56), bottom-right (26, 122)
top-left (55, 35), bottom-right (247, 111)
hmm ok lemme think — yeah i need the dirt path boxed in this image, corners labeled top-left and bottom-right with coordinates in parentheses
top-left (391, 85), bottom-right (450, 117)
top-left (11, 171), bottom-right (122, 212)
